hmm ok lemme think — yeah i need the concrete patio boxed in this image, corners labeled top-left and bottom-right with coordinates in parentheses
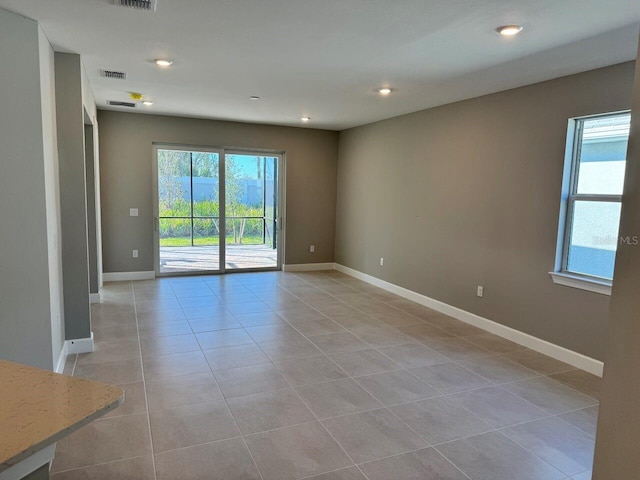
top-left (159, 244), bottom-right (278, 273)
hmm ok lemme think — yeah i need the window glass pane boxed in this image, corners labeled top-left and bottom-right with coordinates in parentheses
top-left (567, 200), bottom-right (621, 280)
top-left (158, 150), bottom-right (191, 217)
top-left (576, 114), bottom-right (630, 195)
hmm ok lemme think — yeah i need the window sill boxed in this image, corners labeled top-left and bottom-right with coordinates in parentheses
top-left (549, 272), bottom-right (611, 296)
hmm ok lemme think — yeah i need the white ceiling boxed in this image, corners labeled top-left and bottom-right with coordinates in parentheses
top-left (1, 0), bottom-right (639, 130)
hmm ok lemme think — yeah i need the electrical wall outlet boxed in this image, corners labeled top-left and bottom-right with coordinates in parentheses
top-left (380, 257), bottom-right (384, 266)
top-left (132, 250), bottom-right (139, 258)
top-left (309, 245), bottom-right (315, 253)
top-left (477, 285), bottom-right (484, 298)
top-left (129, 208), bottom-right (139, 217)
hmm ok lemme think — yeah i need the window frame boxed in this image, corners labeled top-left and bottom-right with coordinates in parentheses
top-left (551, 111), bottom-right (630, 294)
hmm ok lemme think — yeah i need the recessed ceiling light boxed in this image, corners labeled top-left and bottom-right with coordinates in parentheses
top-left (155, 59), bottom-right (173, 67)
top-left (142, 100), bottom-right (154, 106)
top-left (376, 87), bottom-right (396, 95)
top-left (250, 96), bottom-right (260, 100)
top-left (496, 25), bottom-right (523, 36)
top-left (301, 116), bottom-right (311, 122)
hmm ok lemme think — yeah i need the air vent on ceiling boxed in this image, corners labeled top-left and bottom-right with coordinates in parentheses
top-left (101, 69), bottom-right (127, 80)
top-left (113, 0), bottom-right (157, 11)
top-left (107, 100), bottom-right (136, 108)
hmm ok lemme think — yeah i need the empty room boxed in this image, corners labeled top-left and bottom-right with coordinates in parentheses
top-left (1, 1), bottom-right (640, 479)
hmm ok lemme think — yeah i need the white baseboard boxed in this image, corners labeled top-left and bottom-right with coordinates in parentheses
top-left (283, 263), bottom-right (336, 272)
top-left (89, 292), bottom-right (101, 304)
top-left (103, 271), bottom-right (155, 282)
top-left (335, 263), bottom-right (604, 377)
top-left (65, 332), bottom-right (95, 355)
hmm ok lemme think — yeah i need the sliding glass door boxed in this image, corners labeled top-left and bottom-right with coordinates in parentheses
top-left (225, 153), bottom-right (280, 271)
top-left (153, 145), bottom-right (282, 275)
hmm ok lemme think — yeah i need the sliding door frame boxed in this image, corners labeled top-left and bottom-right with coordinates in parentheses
top-left (152, 143), bottom-right (285, 277)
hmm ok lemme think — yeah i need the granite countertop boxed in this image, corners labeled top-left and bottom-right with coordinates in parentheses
top-left (0, 360), bottom-right (124, 473)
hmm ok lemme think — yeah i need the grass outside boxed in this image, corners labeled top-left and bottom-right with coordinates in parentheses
top-left (160, 236), bottom-right (266, 247)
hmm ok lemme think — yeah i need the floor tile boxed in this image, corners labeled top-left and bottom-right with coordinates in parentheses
top-left (227, 387), bottom-right (315, 434)
top-left (457, 354), bottom-right (539, 384)
top-left (204, 343), bottom-right (270, 370)
top-left (322, 408), bottom-right (426, 464)
top-left (549, 370), bottom-right (602, 401)
top-left (296, 378), bottom-right (382, 418)
top-left (302, 466), bottom-right (367, 480)
top-left (188, 316), bottom-right (242, 332)
top-left (226, 301), bottom-right (272, 315)
top-left (103, 381), bottom-right (147, 418)
top-left (437, 431), bottom-right (565, 480)
top-left (51, 414), bottom-right (151, 472)
top-left (502, 349), bottom-right (574, 375)
top-left (92, 325), bottom-right (139, 343)
top-left (213, 363), bottom-right (289, 398)
top-left (154, 437), bottom-right (262, 480)
top-left (354, 370), bottom-right (439, 406)
top-left (391, 396), bottom-right (492, 445)
top-left (360, 447), bottom-right (468, 480)
top-left (504, 377), bottom-right (598, 414)
top-left (137, 308), bottom-right (186, 325)
top-left (423, 315), bottom-right (486, 337)
top-left (288, 318), bottom-right (347, 336)
top-left (330, 314), bottom-right (386, 330)
top-left (558, 405), bottom-right (599, 437)
top-left (309, 332), bottom-right (370, 354)
top-left (145, 372), bottom-right (222, 411)
top-left (571, 471), bottom-right (592, 480)
top-left (464, 333), bottom-right (527, 354)
top-left (235, 311), bottom-right (286, 327)
top-left (347, 326), bottom-right (415, 347)
top-left (502, 417), bottom-right (595, 476)
top-left (137, 320), bottom-right (193, 338)
top-left (259, 335), bottom-right (323, 361)
top-left (195, 328), bottom-right (254, 349)
top-left (245, 324), bottom-right (302, 343)
top-left (74, 358), bottom-right (142, 385)
top-left (448, 386), bottom-right (547, 428)
top-left (177, 295), bottom-right (221, 308)
top-left (149, 399), bottom-right (239, 452)
top-left (421, 337), bottom-right (493, 361)
top-left (377, 343), bottom-right (450, 368)
top-left (142, 351), bottom-right (210, 381)
top-left (140, 334), bottom-right (200, 357)
top-left (274, 355), bottom-right (348, 386)
top-left (50, 455), bottom-right (155, 480)
top-left (328, 349), bottom-right (400, 376)
top-left (396, 323), bottom-right (454, 342)
top-left (76, 339), bottom-right (140, 365)
top-left (245, 422), bottom-right (353, 480)
top-left (410, 362), bottom-right (492, 394)
top-left (182, 305), bottom-right (232, 320)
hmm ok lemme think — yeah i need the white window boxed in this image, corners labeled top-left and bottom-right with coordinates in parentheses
top-left (552, 112), bottom-right (631, 294)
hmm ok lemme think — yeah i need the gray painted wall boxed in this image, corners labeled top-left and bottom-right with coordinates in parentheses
top-left (0, 8), bottom-right (63, 370)
top-left (98, 111), bottom-right (339, 272)
top-left (336, 62), bottom-right (636, 361)
top-left (55, 52), bottom-right (91, 340)
top-left (593, 37), bottom-right (640, 478)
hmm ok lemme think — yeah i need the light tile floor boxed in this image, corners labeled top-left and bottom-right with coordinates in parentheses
top-left (52, 270), bottom-right (600, 480)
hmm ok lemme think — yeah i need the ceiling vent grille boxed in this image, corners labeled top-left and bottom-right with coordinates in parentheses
top-left (113, 0), bottom-right (157, 11)
top-left (101, 69), bottom-right (127, 80)
top-left (107, 100), bottom-right (137, 108)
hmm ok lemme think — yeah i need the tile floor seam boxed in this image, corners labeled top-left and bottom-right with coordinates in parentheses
top-left (199, 336), bottom-right (267, 480)
top-left (277, 355), bottom-right (372, 480)
top-left (132, 280), bottom-right (159, 480)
